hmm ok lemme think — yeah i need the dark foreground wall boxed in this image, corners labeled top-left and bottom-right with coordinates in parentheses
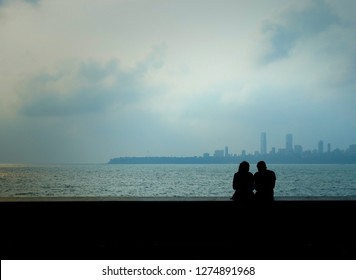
top-left (1, 197), bottom-right (356, 260)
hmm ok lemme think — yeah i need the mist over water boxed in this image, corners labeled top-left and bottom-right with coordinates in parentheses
top-left (1, 164), bottom-right (356, 197)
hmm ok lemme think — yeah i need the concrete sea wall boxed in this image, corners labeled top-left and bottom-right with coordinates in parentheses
top-left (1, 197), bottom-right (356, 259)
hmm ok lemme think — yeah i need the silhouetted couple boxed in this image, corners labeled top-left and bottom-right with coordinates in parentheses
top-left (231, 161), bottom-right (276, 203)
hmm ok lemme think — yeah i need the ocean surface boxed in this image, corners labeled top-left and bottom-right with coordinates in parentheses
top-left (1, 163), bottom-right (356, 198)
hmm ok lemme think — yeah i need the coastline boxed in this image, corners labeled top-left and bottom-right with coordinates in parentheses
top-left (108, 155), bottom-right (356, 164)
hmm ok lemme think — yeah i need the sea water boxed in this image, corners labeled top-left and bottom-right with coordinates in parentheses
top-left (0, 163), bottom-right (356, 197)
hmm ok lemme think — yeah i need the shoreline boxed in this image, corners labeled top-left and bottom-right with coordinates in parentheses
top-left (109, 155), bottom-right (356, 164)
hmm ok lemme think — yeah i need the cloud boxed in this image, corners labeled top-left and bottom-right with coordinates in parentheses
top-left (0, 49), bottom-right (168, 163)
top-left (0, 0), bottom-right (40, 6)
top-left (1, 0), bottom-right (356, 163)
top-left (260, 0), bottom-right (341, 63)
top-left (19, 62), bottom-right (118, 117)
top-left (19, 49), bottom-right (164, 118)
top-left (247, 0), bottom-right (356, 107)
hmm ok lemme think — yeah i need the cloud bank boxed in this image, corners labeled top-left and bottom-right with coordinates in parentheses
top-left (0, 0), bottom-right (356, 163)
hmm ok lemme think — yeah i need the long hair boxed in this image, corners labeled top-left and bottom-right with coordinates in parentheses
top-left (238, 161), bottom-right (250, 173)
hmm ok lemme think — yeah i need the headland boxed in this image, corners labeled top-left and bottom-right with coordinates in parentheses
top-left (108, 153), bottom-right (356, 164)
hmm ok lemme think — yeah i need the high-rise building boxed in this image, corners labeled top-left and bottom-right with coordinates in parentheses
top-left (286, 133), bottom-right (293, 153)
top-left (214, 149), bottom-right (224, 157)
top-left (318, 140), bottom-right (324, 154)
top-left (294, 145), bottom-right (303, 154)
top-left (260, 132), bottom-right (267, 155)
top-left (224, 146), bottom-right (229, 157)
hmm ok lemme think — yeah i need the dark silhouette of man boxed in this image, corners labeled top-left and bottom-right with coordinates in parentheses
top-left (254, 161), bottom-right (276, 202)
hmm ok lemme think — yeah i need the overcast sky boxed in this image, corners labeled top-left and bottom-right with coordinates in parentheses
top-left (1, 0), bottom-right (356, 163)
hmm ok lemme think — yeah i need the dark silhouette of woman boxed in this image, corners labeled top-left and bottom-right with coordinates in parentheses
top-left (231, 161), bottom-right (254, 202)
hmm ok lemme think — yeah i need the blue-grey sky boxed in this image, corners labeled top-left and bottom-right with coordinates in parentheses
top-left (1, 0), bottom-right (356, 163)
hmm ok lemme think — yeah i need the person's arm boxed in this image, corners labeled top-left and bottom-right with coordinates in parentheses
top-left (232, 173), bottom-right (238, 190)
top-left (272, 172), bottom-right (276, 189)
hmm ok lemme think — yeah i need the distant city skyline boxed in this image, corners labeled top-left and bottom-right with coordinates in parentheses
top-left (109, 131), bottom-right (356, 164)
top-left (206, 132), bottom-right (355, 158)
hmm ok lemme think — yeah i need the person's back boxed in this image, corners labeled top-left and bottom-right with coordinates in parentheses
top-left (254, 161), bottom-right (276, 202)
top-left (232, 161), bottom-right (254, 202)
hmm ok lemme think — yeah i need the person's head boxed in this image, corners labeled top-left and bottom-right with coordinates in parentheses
top-left (257, 161), bottom-right (267, 171)
top-left (238, 161), bottom-right (250, 172)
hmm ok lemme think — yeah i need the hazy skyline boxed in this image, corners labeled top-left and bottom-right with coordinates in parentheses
top-left (1, 0), bottom-right (356, 163)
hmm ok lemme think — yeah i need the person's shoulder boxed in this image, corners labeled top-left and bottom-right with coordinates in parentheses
top-left (267, 169), bottom-right (276, 178)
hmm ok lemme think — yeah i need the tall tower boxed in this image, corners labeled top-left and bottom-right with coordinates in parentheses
top-left (318, 140), bottom-right (324, 154)
top-left (286, 133), bottom-right (293, 153)
top-left (260, 132), bottom-right (267, 155)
